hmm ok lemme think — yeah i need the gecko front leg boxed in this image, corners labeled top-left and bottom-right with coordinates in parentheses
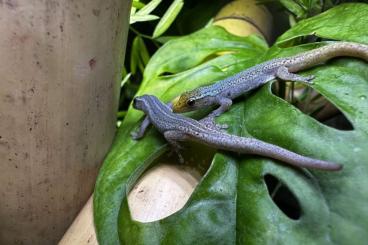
top-left (276, 66), bottom-right (315, 84)
top-left (210, 96), bottom-right (233, 117)
top-left (201, 96), bottom-right (232, 130)
top-left (131, 116), bottom-right (151, 140)
top-left (164, 130), bottom-right (188, 163)
top-left (132, 102), bottom-right (173, 140)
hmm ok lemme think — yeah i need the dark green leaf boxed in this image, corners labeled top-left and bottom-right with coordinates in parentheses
top-left (119, 154), bottom-right (238, 245)
top-left (138, 37), bottom-right (150, 66)
top-left (95, 5), bottom-right (368, 244)
top-left (130, 36), bottom-right (140, 75)
top-left (152, 0), bottom-right (184, 38)
top-left (277, 3), bottom-right (368, 46)
top-left (277, 0), bottom-right (323, 19)
top-left (279, 0), bottom-right (307, 18)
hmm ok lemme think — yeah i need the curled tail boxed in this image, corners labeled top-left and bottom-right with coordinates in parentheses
top-left (287, 41), bottom-right (368, 72)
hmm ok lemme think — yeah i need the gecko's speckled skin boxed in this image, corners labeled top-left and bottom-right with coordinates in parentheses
top-left (172, 41), bottom-right (368, 116)
top-left (132, 95), bottom-right (342, 171)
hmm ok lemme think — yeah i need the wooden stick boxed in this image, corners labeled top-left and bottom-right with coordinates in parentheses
top-left (59, 196), bottom-right (97, 245)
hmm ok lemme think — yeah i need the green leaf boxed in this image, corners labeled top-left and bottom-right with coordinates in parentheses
top-left (278, 0), bottom-right (323, 19)
top-left (138, 37), bottom-right (150, 66)
top-left (152, 0), bottom-right (184, 38)
top-left (234, 58), bottom-right (368, 244)
top-left (145, 26), bottom-right (268, 79)
top-left (130, 14), bottom-right (159, 24)
top-left (130, 0), bottom-right (162, 24)
top-left (277, 3), bottom-right (368, 46)
top-left (136, 0), bottom-right (162, 16)
top-left (132, 1), bottom-right (145, 9)
top-left (130, 36), bottom-right (140, 75)
top-left (130, 36), bottom-right (150, 75)
top-left (93, 26), bottom-right (267, 245)
top-left (94, 5), bottom-right (368, 244)
top-left (121, 73), bottom-right (131, 88)
top-left (279, 0), bottom-right (307, 18)
top-left (119, 154), bottom-right (238, 244)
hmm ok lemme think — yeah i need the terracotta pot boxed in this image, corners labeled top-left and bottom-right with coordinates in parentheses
top-left (0, 0), bottom-right (130, 243)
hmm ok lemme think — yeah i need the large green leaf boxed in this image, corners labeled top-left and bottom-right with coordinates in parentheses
top-left (94, 4), bottom-right (368, 244)
top-left (276, 3), bottom-right (368, 46)
top-left (94, 26), bottom-right (268, 245)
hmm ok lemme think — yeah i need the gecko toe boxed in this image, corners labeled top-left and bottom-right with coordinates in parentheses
top-left (131, 131), bottom-right (142, 140)
top-left (306, 75), bottom-right (316, 83)
top-left (216, 123), bottom-right (228, 130)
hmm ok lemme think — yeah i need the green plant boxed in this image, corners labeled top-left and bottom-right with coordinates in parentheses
top-left (95, 3), bottom-right (368, 244)
top-left (119, 0), bottom-right (232, 125)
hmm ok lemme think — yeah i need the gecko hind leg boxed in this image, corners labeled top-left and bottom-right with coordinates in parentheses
top-left (200, 117), bottom-right (228, 131)
top-left (276, 66), bottom-right (315, 85)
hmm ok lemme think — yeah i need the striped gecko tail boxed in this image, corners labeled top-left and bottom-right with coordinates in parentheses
top-left (288, 41), bottom-right (368, 72)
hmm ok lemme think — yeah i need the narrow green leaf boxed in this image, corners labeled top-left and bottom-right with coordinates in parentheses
top-left (154, 35), bottom-right (179, 44)
top-left (130, 7), bottom-right (136, 16)
top-left (121, 73), bottom-right (131, 88)
top-left (138, 58), bottom-right (145, 74)
top-left (152, 0), bottom-right (184, 38)
top-left (130, 36), bottom-right (140, 74)
top-left (121, 66), bottom-right (127, 78)
top-left (138, 37), bottom-right (150, 65)
top-left (136, 0), bottom-right (162, 16)
top-left (130, 14), bottom-right (159, 24)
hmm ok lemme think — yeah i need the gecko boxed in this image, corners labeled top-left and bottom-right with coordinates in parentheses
top-left (132, 94), bottom-right (342, 171)
top-left (170, 41), bottom-right (368, 128)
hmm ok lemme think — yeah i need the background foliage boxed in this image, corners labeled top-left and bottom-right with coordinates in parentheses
top-left (118, 0), bottom-right (365, 125)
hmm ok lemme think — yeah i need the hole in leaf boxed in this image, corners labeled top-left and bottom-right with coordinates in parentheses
top-left (272, 82), bottom-right (354, 131)
top-left (127, 142), bottom-right (214, 223)
top-left (321, 113), bottom-right (353, 130)
top-left (264, 174), bottom-right (301, 220)
top-left (160, 71), bottom-right (174, 76)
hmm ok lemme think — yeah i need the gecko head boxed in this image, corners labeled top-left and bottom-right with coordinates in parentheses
top-left (133, 95), bottom-right (153, 112)
top-left (172, 88), bottom-right (212, 113)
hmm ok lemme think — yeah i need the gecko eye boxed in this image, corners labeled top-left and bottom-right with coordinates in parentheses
top-left (186, 99), bottom-right (196, 107)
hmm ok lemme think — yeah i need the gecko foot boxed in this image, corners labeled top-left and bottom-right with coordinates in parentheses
top-left (200, 117), bottom-right (228, 131)
top-left (303, 75), bottom-right (315, 84)
top-left (167, 145), bottom-right (185, 163)
top-left (276, 67), bottom-right (315, 85)
top-left (177, 152), bottom-right (185, 164)
top-left (131, 131), bottom-right (143, 140)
